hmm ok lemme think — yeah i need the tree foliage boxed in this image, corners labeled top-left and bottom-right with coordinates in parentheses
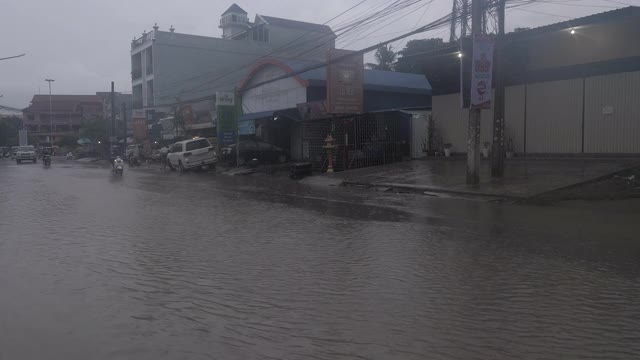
top-left (366, 45), bottom-right (396, 71)
top-left (79, 115), bottom-right (107, 144)
top-left (0, 116), bottom-right (22, 146)
top-left (395, 38), bottom-right (464, 94)
top-left (57, 135), bottom-right (79, 148)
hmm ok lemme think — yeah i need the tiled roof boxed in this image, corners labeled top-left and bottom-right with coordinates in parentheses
top-left (222, 3), bottom-right (247, 16)
top-left (260, 16), bottom-right (334, 35)
top-left (24, 95), bottom-right (103, 112)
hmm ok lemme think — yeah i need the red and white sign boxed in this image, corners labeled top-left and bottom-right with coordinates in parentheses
top-left (470, 34), bottom-right (495, 109)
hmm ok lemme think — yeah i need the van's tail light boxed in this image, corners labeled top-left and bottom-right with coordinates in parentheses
top-left (184, 152), bottom-right (192, 157)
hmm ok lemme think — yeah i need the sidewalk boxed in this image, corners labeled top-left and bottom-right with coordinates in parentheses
top-left (321, 157), bottom-right (640, 200)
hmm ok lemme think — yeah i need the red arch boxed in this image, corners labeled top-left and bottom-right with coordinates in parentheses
top-left (237, 58), bottom-right (309, 92)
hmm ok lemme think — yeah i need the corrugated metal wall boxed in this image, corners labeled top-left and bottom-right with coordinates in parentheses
top-left (584, 71), bottom-right (640, 153)
top-left (432, 72), bottom-right (640, 154)
top-left (526, 79), bottom-right (583, 153)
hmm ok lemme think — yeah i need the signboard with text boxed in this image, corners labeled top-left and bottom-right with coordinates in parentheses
top-left (216, 92), bottom-right (237, 145)
top-left (470, 34), bottom-right (495, 109)
top-left (327, 49), bottom-right (364, 114)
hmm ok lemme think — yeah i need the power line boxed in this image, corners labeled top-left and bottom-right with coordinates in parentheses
top-left (0, 53), bottom-right (26, 61)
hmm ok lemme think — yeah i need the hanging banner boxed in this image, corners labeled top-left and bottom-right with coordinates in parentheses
top-left (470, 34), bottom-right (495, 109)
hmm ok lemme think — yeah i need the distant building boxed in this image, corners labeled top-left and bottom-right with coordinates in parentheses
top-left (130, 3), bottom-right (336, 124)
top-left (22, 95), bottom-right (103, 144)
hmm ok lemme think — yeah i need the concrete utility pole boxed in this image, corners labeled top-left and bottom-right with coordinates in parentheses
top-left (491, 0), bottom-right (506, 177)
top-left (466, 0), bottom-right (483, 185)
top-left (111, 82), bottom-right (116, 153)
top-left (45, 79), bottom-right (55, 144)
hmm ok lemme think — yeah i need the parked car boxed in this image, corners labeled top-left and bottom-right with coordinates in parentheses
top-left (167, 138), bottom-right (217, 172)
top-left (222, 140), bottom-right (288, 165)
top-left (15, 145), bottom-right (37, 164)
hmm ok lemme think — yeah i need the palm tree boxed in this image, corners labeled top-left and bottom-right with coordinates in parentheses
top-left (366, 45), bottom-right (396, 71)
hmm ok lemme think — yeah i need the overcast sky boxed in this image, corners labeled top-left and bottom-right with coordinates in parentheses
top-left (1, 0), bottom-right (636, 108)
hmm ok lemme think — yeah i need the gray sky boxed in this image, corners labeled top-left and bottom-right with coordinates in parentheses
top-left (1, 0), bottom-right (636, 108)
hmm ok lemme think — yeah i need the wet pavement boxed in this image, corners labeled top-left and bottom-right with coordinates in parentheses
top-left (333, 158), bottom-right (640, 198)
top-left (1, 158), bottom-right (640, 360)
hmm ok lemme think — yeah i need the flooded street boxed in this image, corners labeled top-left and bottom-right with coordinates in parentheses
top-left (1, 159), bottom-right (640, 360)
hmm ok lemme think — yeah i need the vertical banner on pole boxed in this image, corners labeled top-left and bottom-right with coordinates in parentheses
top-left (470, 34), bottom-right (495, 109)
top-left (216, 92), bottom-right (237, 146)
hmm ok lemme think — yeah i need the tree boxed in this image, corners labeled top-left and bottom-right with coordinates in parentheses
top-left (79, 115), bottom-right (107, 144)
top-left (395, 38), bottom-right (447, 74)
top-left (366, 45), bottom-right (396, 71)
top-left (57, 135), bottom-right (79, 148)
top-left (172, 103), bottom-right (187, 138)
top-left (0, 116), bottom-right (22, 146)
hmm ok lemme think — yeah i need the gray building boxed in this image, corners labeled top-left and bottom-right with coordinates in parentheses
top-left (430, 6), bottom-right (640, 155)
top-left (130, 3), bottom-right (336, 122)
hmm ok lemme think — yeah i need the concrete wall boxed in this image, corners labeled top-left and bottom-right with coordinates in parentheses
top-left (269, 26), bottom-right (335, 60)
top-left (432, 71), bottom-right (640, 154)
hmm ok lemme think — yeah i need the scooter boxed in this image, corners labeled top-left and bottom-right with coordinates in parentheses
top-left (43, 154), bottom-right (51, 168)
top-left (114, 157), bottom-right (124, 176)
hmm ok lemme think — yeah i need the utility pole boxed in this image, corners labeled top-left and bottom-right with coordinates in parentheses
top-left (466, 0), bottom-right (483, 185)
top-left (491, 0), bottom-right (506, 177)
top-left (110, 82), bottom-right (116, 154)
top-left (45, 79), bottom-right (55, 144)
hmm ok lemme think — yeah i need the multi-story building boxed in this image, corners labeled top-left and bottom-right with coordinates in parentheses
top-left (130, 3), bottom-right (336, 122)
top-left (22, 95), bottom-right (104, 144)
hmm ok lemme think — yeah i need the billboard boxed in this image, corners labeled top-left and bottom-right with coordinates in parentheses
top-left (132, 111), bottom-right (147, 141)
top-left (327, 49), bottom-right (364, 114)
top-left (470, 34), bottom-right (495, 109)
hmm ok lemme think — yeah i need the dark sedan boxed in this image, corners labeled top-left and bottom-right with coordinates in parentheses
top-left (222, 140), bottom-right (288, 165)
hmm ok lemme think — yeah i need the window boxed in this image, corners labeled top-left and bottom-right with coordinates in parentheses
top-left (186, 139), bottom-right (210, 151)
top-left (232, 14), bottom-right (237, 22)
top-left (252, 26), bottom-right (269, 42)
top-left (171, 144), bottom-right (183, 153)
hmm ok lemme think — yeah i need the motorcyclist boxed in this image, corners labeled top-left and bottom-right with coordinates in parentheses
top-left (112, 154), bottom-right (124, 172)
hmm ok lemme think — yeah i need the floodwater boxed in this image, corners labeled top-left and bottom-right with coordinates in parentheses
top-left (1, 159), bottom-right (639, 360)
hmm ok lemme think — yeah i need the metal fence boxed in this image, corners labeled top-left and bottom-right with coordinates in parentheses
top-left (302, 112), bottom-right (410, 171)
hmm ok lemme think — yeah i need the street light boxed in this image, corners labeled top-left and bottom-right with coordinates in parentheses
top-left (458, 52), bottom-right (463, 58)
top-left (570, 28), bottom-right (576, 35)
top-left (45, 79), bottom-right (55, 144)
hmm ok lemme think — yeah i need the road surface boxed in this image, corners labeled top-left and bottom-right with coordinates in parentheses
top-left (1, 159), bottom-right (639, 360)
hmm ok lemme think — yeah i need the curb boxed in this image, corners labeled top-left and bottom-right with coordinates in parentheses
top-left (342, 180), bottom-right (523, 200)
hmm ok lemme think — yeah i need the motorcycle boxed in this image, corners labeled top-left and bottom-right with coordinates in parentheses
top-left (66, 152), bottom-right (74, 160)
top-left (43, 154), bottom-right (51, 168)
top-left (114, 157), bottom-right (124, 176)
